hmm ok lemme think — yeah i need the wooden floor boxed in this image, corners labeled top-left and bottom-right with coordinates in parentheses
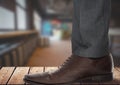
top-left (0, 67), bottom-right (120, 85)
top-left (27, 40), bottom-right (71, 66)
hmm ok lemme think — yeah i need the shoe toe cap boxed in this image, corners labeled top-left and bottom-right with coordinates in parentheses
top-left (23, 74), bottom-right (32, 81)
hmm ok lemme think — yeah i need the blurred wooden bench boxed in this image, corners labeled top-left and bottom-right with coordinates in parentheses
top-left (0, 67), bottom-right (120, 85)
top-left (0, 31), bottom-right (38, 66)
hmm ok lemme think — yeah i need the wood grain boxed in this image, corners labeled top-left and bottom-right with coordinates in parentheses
top-left (45, 67), bottom-right (58, 72)
top-left (0, 67), bottom-right (120, 84)
top-left (117, 67), bottom-right (120, 72)
top-left (0, 67), bottom-right (15, 84)
top-left (7, 67), bottom-right (29, 84)
top-left (110, 68), bottom-right (120, 84)
top-left (0, 31), bottom-right (38, 39)
top-left (29, 67), bottom-right (44, 74)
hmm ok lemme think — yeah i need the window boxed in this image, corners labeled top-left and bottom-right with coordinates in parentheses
top-left (0, 7), bottom-right (15, 30)
top-left (34, 11), bottom-right (42, 31)
top-left (0, 0), bottom-right (28, 31)
top-left (16, 0), bottom-right (26, 8)
top-left (16, 6), bottom-right (26, 30)
top-left (16, 0), bottom-right (27, 30)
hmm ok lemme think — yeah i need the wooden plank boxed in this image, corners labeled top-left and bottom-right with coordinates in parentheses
top-left (0, 67), bottom-right (118, 85)
top-left (0, 67), bottom-right (15, 84)
top-left (44, 67), bottom-right (58, 72)
top-left (0, 31), bottom-right (38, 39)
top-left (25, 67), bottom-right (44, 85)
top-left (7, 67), bottom-right (29, 84)
top-left (114, 67), bottom-right (120, 83)
top-left (29, 67), bottom-right (44, 74)
top-left (117, 67), bottom-right (120, 72)
top-left (109, 68), bottom-right (120, 84)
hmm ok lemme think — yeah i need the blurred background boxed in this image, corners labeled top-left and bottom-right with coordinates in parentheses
top-left (0, 0), bottom-right (120, 67)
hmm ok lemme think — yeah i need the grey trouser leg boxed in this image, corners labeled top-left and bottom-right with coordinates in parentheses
top-left (72, 0), bottom-right (111, 58)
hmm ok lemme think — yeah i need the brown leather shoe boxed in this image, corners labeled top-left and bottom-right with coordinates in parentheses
top-left (23, 55), bottom-right (114, 84)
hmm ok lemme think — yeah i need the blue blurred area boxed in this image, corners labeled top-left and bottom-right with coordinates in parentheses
top-left (42, 21), bottom-right (53, 36)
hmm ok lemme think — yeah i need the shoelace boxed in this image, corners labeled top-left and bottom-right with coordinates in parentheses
top-left (59, 56), bottom-right (73, 70)
top-left (50, 56), bottom-right (74, 74)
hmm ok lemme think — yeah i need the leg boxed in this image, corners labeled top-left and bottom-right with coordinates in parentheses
top-left (24, 0), bottom-right (114, 84)
top-left (72, 0), bottom-right (111, 58)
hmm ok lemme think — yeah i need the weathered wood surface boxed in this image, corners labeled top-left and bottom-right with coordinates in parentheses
top-left (0, 67), bottom-right (15, 84)
top-left (0, 67), bottom-right (120, 85)
top-left (8, 67), bottom-right (29, 84)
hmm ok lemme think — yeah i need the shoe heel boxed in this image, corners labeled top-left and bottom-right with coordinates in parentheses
top-left (78, 73), bottom-right (113, 83)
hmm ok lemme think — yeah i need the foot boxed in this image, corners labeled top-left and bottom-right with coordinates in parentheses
top-left (23, 55), bottom-right (114, 84)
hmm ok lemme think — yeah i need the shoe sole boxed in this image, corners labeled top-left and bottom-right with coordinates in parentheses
top-left (77, 73), bottom-right (113, 83)
top-left (24, 73), bottom-right (113, 85)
